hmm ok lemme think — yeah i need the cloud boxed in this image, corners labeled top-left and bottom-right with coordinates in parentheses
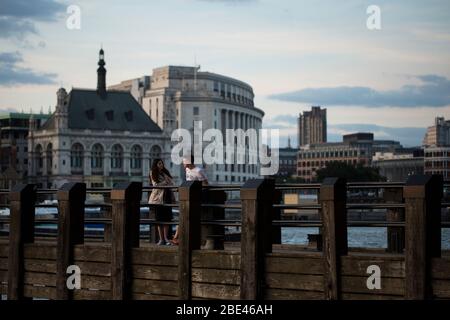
top-left (269, 75), bottom-right (450, 108)
top-left (0, 51), bottom-right (57, 86)
top-left (0, 0), bottom-right (64, 39)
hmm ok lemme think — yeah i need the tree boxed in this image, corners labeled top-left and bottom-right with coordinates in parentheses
top-left (315, 161), bottom-right (386, 182)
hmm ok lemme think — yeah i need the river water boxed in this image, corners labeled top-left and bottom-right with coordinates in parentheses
top-left (282, 227), bottom-right (450, 249)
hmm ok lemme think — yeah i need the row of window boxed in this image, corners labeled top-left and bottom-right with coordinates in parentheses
top-left (299, 150), bottom-right (364, 159)
top-left (35, 143), bottom-right (162, 172)
top-left (299, 159), bottom-right (364, 168)
top-left (424, 152), bottom-right (450, 158)
top-left (213, 81), bottom-right (253, 106)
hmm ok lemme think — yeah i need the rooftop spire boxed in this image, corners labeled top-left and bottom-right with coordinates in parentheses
top-left (97, 47), bottom-right (106, 97)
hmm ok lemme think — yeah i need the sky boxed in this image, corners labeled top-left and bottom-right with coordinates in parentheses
top-left (1, 0), bottom-right (449, 147)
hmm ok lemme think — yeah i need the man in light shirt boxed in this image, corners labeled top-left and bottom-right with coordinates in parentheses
top-left (183, 155), bottom-right (209, 186)
top-left (171, 156), bottom-right (209, 245)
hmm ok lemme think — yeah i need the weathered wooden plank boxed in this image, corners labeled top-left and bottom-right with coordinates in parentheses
top-left (432, 280), bottom-right (450, 298)
top-left (341, 256), bottom-right (405, 278)
top-left (73, 261), bottom-right (111, 277)
top-left (192, 283), bottom-right (240, 300)
top-left (81, 275), bottom-right (111, 291)
top-left (24, 243), bottom-right (57, 260)
top-left (0, 257), bottom-right (7, 269)
top-left (432, 258), bottom-right (450, 280)
top-left (74, 244), bottom-right (111, 263)
top-left (24, 259), bottom-right (56, 273)
top-left (341, 275), bottom-right (405, 296)
top-left (24, 272), bottom-right (56, 286)
top-left (192, 251), bottom-right (240, 270)
top-left (0, 244), bottom-right (8, 258)
top-left (268, 250), bottom-right (323, 259)
top-left (342, 293), bottom-right (404, 300)
top-left (265, 288), bottom-right (323, 300)
top-left (132, 279), bottom-right (178, 296)
top-left (132, 292), bottom-right (179, 300)
top-left (265, 256), bottom-right (323, 275)
top-left (192, 268), bottom-right (240, 285)
top-left (131, 247), bottom-right (178, 266)
top-left (23, 285), bottom-right (56, 300)
top-left (265, 273), bottom-right (324, 292)
top-left (0, 269), bottom-right (7, 282)
top-left (132, 265), bottom-right (177, 281)
top-left (73, 289), bottom-right (111, 300)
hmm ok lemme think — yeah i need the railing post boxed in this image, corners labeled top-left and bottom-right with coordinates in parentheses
top-left (404, 174), bottom-right (442, 300)
top-left (320, 177), bottom-right (347, 300)
top-left (110, 182), bottom-right (142, 300)
top-left (272, 189), bottom-right (282, 244)
top-left (56, 182), bottom-right (86, 300)
top-left (7, 184), bottom-right (36, 300)
top-left (385, 187), bottom-right (404, 253)
top-left (178, 181), bottom-right (202, 300)
top-left (240, 178), bottom-right (275, 300)
top-left (203, 189), bottom-right (226, 250)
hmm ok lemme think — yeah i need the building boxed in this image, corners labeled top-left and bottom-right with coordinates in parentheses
top-left (0, 112), bottom-right (49, 188)
top-left (276, 138), bottom-right (298, 179)
top-left (110, 66), bottom-right (264, 184)
top-left (422, 117), bottom-right (450, 180)
top-left (298, 106), bottom-right (327, 147)
top-left (423, 117), bottom-right (450, 147)
top-left (424, 147), bottom-right (450, 180)
top-left (27, 49), bottom-right (173, 189)
top-left (372, 152), bottom-right (424, 182)
top-left (297, 133), bottom-right (373, 182)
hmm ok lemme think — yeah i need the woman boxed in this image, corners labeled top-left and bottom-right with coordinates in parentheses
top-left (148, 158), bottom-right (174, 245)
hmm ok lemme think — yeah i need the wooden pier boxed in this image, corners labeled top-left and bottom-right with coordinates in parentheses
top-left (0, 175), bottom-right (449, 300)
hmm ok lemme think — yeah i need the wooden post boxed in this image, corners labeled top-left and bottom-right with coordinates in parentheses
top-left (320, 177), bottom-right (347, 300)
top-left (7, 184), bottom-right (36, 300)
top-left (272, 189), bottom-right (282, 244)
top-left (203, 189), bottom-right (226, 250)
top-left (110, 182), bottom-right (142, 300)
top-left (385, 187), bottom-right (404, 253)
top-left (240, 178), bottom-right (275, 300)
top-left (404, 174), bottom-right (442, 300)
top-left (178, 181), bottom-right (202, 300)
top-left (56, 182), bottom-right (86, 300)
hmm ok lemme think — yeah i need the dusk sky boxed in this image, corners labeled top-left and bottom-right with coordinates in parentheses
top-left (1, 0), bottom-right (449, 147)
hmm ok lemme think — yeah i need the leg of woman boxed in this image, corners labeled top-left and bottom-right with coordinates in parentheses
top-left (157, 225), bottom-right (164, 245)
top-left (163, 225), bottom-right (170, 243)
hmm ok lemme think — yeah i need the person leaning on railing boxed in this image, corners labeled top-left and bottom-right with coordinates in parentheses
top-left (170, 155), bottom-right (209, 245)
top-left (149, 158), bottom-right (175, 246)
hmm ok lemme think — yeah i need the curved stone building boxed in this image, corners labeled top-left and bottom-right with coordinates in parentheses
top-left (111, 66), bottom-right (265, 183)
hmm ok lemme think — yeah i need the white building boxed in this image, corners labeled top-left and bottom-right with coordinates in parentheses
top-left (27, 49), bottom-right (174, 188)
top-left (110, 66), bottom-right (265, 184)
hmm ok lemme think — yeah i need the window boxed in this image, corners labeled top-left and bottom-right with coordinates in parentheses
top-left (130, 145), bottom-right (142, 170)
top-left (91, 144), bottom-right (104, 169)
top-left (193, 106), bottom-right (199, 116)
top-left (71, 143), bottom-right (84, 170)
top-left (213, 81), bottom-right (219, 92)
top-left (105, 110), bottom-right (114, 121)
top-left (46, 144), bottom-right (52, 174)
top-left (111, 144), bottom-right (123, 169)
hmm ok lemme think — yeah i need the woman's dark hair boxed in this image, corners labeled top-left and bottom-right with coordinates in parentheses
top-left (150, 158), bottom-right (172, 183)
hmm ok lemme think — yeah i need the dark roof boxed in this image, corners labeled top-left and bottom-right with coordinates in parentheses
top-left (42, 89), bottom-right (161, 132)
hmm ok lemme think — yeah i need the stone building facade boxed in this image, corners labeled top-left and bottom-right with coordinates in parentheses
top-left (27, 49), bottom-right (173, 188)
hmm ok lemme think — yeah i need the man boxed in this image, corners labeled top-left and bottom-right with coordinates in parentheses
top-left (171, 155), bottom-right (208, 245)
top-left (183, 155), bottom-right (209, 185)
